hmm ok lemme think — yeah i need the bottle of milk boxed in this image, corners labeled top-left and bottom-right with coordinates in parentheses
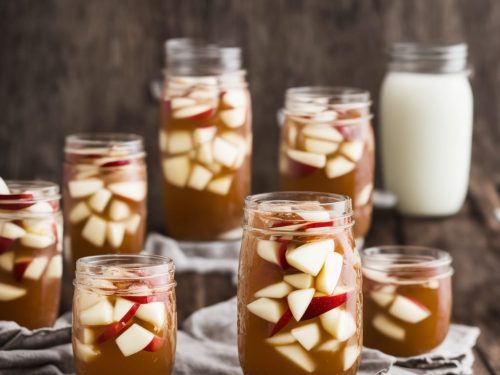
top-left (380, 42), bottom-right (473, 216)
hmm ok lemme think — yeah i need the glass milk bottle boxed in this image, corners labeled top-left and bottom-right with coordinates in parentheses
top-left (380, 43), bottom-right (473, 216)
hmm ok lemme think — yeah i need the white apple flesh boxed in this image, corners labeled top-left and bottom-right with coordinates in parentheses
top-left (115, 323), bottom-right (155, 357)
top-left (372, 314), bottom-right (405, 341)
top-left (69, 178), bottom-right (104, 198)
top-left (287, 149), bottom-right (326, 169)
top-left (247, 298), bottom-right (285, 323)
top-left (287, 288), bottom-right (315, 321)
top-left (108, 200), bottom-right (130, 221)
top-left (108, 181), bottom-right (146, 202)
top-left (136, 302), bottom-right (166, 327)
top-left (81, 215), bottom-right (107, 247)
top-left (163, 156), bottom-right (191, 188)
top-left (167, 130), bottom-right (193, 154)
top-left (284, 273), bottom-right (314, 289)
top-left (207, 175), bottom-right (233, 195)
top-left (388, 295), bottom-right (431, 324)
top-left (315, 252), bottom-right (343, 295)
top-left (290, 322), bottom-right (321, 351)
top-left (286, 239), bottom-right (333, 276)
top-left (0, 282), bottom-right (27, 301)
top-left (88, 188), bottom-right (112, 213)
top-left (69, 202), bottom-right (91, 224)
top-left (80, 299), bottom-right (114, 326)
top-left (187, 164), bottom-right (213, 191)
top-left (254, 281), bottom-right (293, 299)
top-left (275, 344), bottom-right (316, 373)
top-left (325, 156), bottom-right (356, 179)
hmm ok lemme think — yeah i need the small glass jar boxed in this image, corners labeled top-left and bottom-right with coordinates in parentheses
top-left (0, 180), bottom-right (62, 329)
top-left (63, 134), bottom-right (147, 271)
top-left (159, 38), bottom-right (252, 241)
top-left (380, 42), bottom-right (473, 216)
top-left (238, 192), bottom-right (362, 374)
top-left (72, 254), bottom-right (176, 375)
top-left (279, 87), bottom-right (374, 242)
top-left (361, 246), bottom-right (453, 356)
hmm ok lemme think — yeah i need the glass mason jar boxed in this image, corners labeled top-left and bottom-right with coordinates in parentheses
top-left (0, 180), bottom-right (62, 329)
top-left (73, 254), bottom-right (176, 375)
top-left (361, 246), bottom-right (453, 356)
top-left (64, 134), bottom-right (147, 271)
top-left (380, 42), bottom-right (473, 216)
top-left (238, 192), bottom-right (362, 375)
top-left (159, 38), bottom-right (252, 241)
top-left (279, 87), bottom-right (374, 241)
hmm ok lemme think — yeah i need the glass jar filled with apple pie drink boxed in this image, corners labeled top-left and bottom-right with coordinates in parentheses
top-left (279, 87), bottom-right (374, 242)
top-left (160, 38), bottom-right (252, 241)
top-left (73, 254), bottom-right (176, 375)
top-left (238, 192), bottom-right (362, 375)
top-left (0, 178), bottom-right (63, 329)
top-left (64, 134), bottom-right (147, 271)
top-left (362, 246), bottom-right (453, 356)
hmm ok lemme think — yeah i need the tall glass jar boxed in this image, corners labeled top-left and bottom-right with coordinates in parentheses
top-left (160, 38), bottom-right (252, 241)
top-left (380, 42), bottom-right (473, 216)
top-left (73, 254), bottom-right (176, 375)
top-left (279, 87), bottom-right (374, 242)
top-left (238, 192), bottom-right (362, 375)
top-left (63, 134), bottom-right (147, 272)
top-left (361, 246), bottom-right (453, 356)
top-left (0, 179), bottom-right (62, 329)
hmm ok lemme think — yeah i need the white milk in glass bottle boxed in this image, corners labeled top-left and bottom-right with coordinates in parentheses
top-left (380, 43), bottom-right (473, 216)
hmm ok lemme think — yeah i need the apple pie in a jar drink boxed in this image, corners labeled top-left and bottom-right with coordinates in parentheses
top-left (0, 178), bottom-right (62, 329)
top-left (160, 39), bottom-right (251, 241)
top-left (64, 134), bottom-right (147, 269)
top-left (279, 87), bottom-right (374, 241)
top-left (238, 192), bottom-right (362, 374)
top-left (362, 246), bottom-right (453, 356)
top-left (73, 254), bottom-right (176, 375)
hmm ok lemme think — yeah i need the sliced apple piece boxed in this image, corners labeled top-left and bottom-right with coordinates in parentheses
top-left (372, 314), bottom-right (405, 341)
top-left (0, 251), bottom-right (14, 272)
top-left (301, 292), bottom-right (349, 320)
top-left (320, 308), bottom-right (356, 341)
top-left (21, 233), bottom-right (54, 249)
top-left (0, 282), bottom-right (26, 301)
top-left (207, 175), bottom-right (233, 196)
top-left (46, 255), bottom-right (63, 278)
top-left (136, 302), bottom-right (166, 327)
top-left (222, 90), bottom-right (246, 108)
top-left (14, 257), bottom-right (48, 281)
top-left (255, 281), bottom-right (293, 299)
top-left (388, 295), bottom-right (431, 323)
top-left (266, 332), bottom-right (296, 346)
top-left (313, 110), bottom-right (338, 122)
top-left (291, 322), bottom-right (321, 351)
top-left (115, 323), bottom-right (154, 357)
top-left (25, 201), bottom-right (53, 213)
top-left (193, 126), bottom-right (217, 145)
top-left (325, 156), bottom-right (355, 179)
top-left (220, 108), bottom-right (246, 128)
top-left (187, 164), bottom-right (213, 191)
top-left (357, 183), bottom-right (373, 206)
top-left (316, 252), bottom-right (343, 295)
top-left (296, 210), bottom-right (330, 222)
top-left (78, 290), bottom-right (105, 311)
top-left (163, 156), bottom-right (191, 188)
top-left (196, 142), bottom-right (214, 165)
top-left (304, 138), bottom-right (339, 155)
top-left (125, 214), bottom-right (141, 234)
top-left (170, 97), bottom-right (196, 110)
top-left (287, 149), bottom-right (326, 169)
top-left (0, 222), bottom-right (26, 240)
top-left (107, 222), bottom-right (125, 248)
top-left (108, 181), bottom-right (146, 202)
top-left (74, 338), bottom-right (100, 362)
top-left (212, 137), bottom-right (239, 167)
top-left (173, 104), bottom-right (214, 121)
top-left (317, 338), bottom-right (341, 352)
top-left (341, 141), bottom-right (364, 162)
top-left (343, 345), bottom-right (360, 370)
top-left (88, 188), bottom-right (112, 213)
top-left (69, 202), bottom-right (91, 224)
top-left (287, 288), bottom-right (315, 321)
top-left (275, 344), bottom-right (316, 373)
top-left (370, 287), bottom-right (395, 308)
top-left (0, 177), bottom-right (9, 194)
top-left (81, 215), bottom-right (107, 247)
top-left (247, 298), bottom-right (285, 323)
top-left (113, 298), bottom-right (140, 322)
top-left (109, 199), bottom-right (130, 221)
top-left (166, 130), bottom-right (193, 155)
top-left (257, 239), bottom-right (281, 266)
top-left (286, 239), bottom-right (333, 276)
top-left (302, 124), bottom-right (343, 142)
top-left (80, 299), bottom-right (114, 326)
top-left (284, 273), bottom-right (314, 289)
top-left (68, 178), bottom-right (104, 198)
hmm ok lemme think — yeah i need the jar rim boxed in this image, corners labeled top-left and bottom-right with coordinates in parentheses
top-left (65, 133), bottom-right (144, 154)
top-left (286, 86), bottom-right (370, 105)
top-left (0, 180), bottom-right (60, 203)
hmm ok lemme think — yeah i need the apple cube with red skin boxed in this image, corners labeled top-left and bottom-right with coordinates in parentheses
top-left (115, 323), bottom-right (155, 357)
top-left (0, 193), bottom-right (34, 210)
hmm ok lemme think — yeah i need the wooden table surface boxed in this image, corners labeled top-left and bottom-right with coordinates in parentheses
top-left (175, 166), bottom-right (500, 374)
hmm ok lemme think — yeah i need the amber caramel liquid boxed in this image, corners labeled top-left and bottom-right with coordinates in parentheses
top-left (279, 115), bottom-right (374, 239)
top-left (238, 220), bottom-right (362, 374)
top-left (160, 89), bottom-right (251, 241)
top-left (363, 276), bottom-right (452, 356)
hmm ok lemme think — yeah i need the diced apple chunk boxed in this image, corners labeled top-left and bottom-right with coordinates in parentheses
top-left (275, 344), bottom-right (316, 373)
top-left (343, 345), bottom-right (360, 370)
top-left (316, 252), bottom-right (343, 295)
top-left (136, 302), bottom-right (166, 327)
top-left (370, 287), bottom-right (395, 308)
top-left (115, 323), bottom-right (154, 357)
top-left (78, 290), bottom-right (105, 311)
top-left (247, 298), bottom-right (285, 323)
top-left (223, 90), bottom-right (247, 108)
top-left (287, 288), bottom-right (315, 321)
top-left (212, 137), bottom-right (239, 167)
top-left (167, 130), bottom-right (193, 154)
top-left (193, 126), bottom-right (217, 144)
top-left (256, 239), bottom-right (281, 266)
top-left (69, 178), bottom-right (104, 198)
top-left (108, 181), bottom-right (146, 202)
top-left (286, 239), bottom-right (333, 276)
top-left (325, 156), bottom-right (355, 179)
top-left (320, 308), bottom-right (356, 341)
top-left (163, 156), bottom-right (191, 188)
top-left (291, 323), bottom-right (321, 351)
top-left (304, 138), bottom-right (339, 155)
top-left (21, 233), bottom-right (54, 249)
top-left (207, 175), bottom-right (233, 195)
top-left (0, 177), bottom-right (9, 194)
top-left (302, 124), bottom-right (343, 142)
top-left (46, 255), bottom-right (63, 278)
top-left (81, 215), bottom-right (107, 247)
top-left (357, 183), bottom-right (373, 206)
top-left (0, 251), bottom-right (14, 272)
top-left (284, 273), bottom-right (314, 289)
top-left (74, 338), bottom-right (100, 362)
top-left (109, 200), bottom-right (130, 221)
top-left (80, 299), bottom-right (114, 326)
top-left (341, 141), bottom-right (364, 162)
top-left (173, 104), bottom-right (213, 120)
top-left (88, 188), bottom-right (112, 213)
top-left (0, 282), bottom-right (26, 301)
top-left (220, 108), bottom-right (246, 128)
top-left (388, 295), bottom-right (431, 323)
top-left (188, 164), bottom-right (213, 191)
top-left (196, 142), bottom-right (214, 165)
top-left (125, 214), bottom-right (141, 234)
top-left (113, 298), bottom-right (138, 322)
top-left (107, 222), bottom-right (125, 248)
top-left (0, 222), bottom-right (26, 240)
top-left (266, 332), bottom-right (296, 346)
top-left (317, 338), bottom-right (341, 351)
top-left (21, 257), bottom-right (49, 280)
top-left (296, 210), bottom-right (330, 222)
top-left (170, 97), bottom-right (196, 110)
top-left (287, 149), bottom-right (326, 169)
top-left (69, 202), bottom-right (91, 224)
top-left (372, 314), bottom-right (405, 341)
top-left (255, 281), bottom-right (293, 299)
